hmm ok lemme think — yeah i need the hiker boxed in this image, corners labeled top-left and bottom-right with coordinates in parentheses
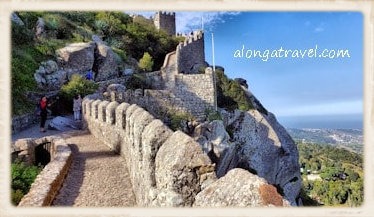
top-left (73, 94), bottom-right (82, 121)
top-left (85, 69), bottom-right (93, 80)
top-left (39, 96), bottom-right (50, 132)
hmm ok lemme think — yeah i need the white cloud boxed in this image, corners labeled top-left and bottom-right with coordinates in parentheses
top-left (128, 11), bottom-right (240, 33)
top-left (176, 12), bottom-right (240, 33)
top-left (314, 27), bottom-right (324, 32)
top-left (304, 21), bottom-right (311, 27)
top-left (314, 22), bottom-right (325, 33)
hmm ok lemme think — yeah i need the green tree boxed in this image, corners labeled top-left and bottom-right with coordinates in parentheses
top-left (60, 74), bottom-right (98, 112)
top-left (138, 52), bottom-right (154, 72)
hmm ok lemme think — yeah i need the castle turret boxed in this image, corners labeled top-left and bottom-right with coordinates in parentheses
top-left (154, 11), bottom-right (176, 36)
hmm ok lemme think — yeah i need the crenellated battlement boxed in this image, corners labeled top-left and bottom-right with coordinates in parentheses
top-left (157, 11), bottom-right (175, 17)
top-left (82, 96), bottom-right (216, 206)
top-left (175, 30), bottom-right (205, 74)
top-left (178, 30), bottom-right (204, 48)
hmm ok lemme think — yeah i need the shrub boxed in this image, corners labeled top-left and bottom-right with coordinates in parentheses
top-left (34, 38), bottom-right (66, 57)
top-left (60, 74), bottom-right (99, 111)
top-left (215, 69), bottom-right (254, 111)
top-left (11, 22), bottom-right (34, 46)
top-left (206, 109), bottom-right (222, 122)
top-left (112, 48), bottom-right (127, 62)
top-left (11, 161), bottom-right (42, 205)
top-left (168, 111), bottom-right (194, 131)
top-left (138, 52), bottom-right (154, 72)
top-left (11, 47), bottom-right (41, 115)
top-left (43, 13), bottom-right (75, 40)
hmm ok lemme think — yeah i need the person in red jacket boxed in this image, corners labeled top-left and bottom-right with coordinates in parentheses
top-left (39, 96), bottom-right (50, 132)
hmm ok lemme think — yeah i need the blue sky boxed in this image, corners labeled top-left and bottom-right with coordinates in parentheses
top-left (136, 12), bottom-right (363, 127)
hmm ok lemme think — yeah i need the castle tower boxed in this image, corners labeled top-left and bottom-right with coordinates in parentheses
top-left (154, 11), bottom-right (176, 36)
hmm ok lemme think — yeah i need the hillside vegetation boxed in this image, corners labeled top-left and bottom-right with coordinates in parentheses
top-left (298, 142), bottom-right (363, 206)
top-left (11, 11), bottom-right (179, 116)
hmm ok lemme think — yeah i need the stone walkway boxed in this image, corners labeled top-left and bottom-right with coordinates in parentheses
top-left (52, 132), bottom-right (136, 207)
top-left (12, 117), bottom-right (136, 207)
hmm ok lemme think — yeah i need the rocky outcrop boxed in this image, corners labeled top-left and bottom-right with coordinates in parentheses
top-left (106, 83), bottom-right (126, 93)
top-left (34, 60), bottom-right (67, 90)
top-left (194, 120), bottom-right (231, 162)
top-left (234, 77), bottom-right (248, 88)
top-left (193, 168), bottom-right (290, 207)
top-left (11, 13), bottom-right (24, 26)
top-left (35, 17), bottom-right (46, 39)
top-left (216, 109), bottom-right (302, 206)
top-left (56, 42), bottom-right (96, 78)
top-left (154, 131), bottom-right (216, 206)
top-left (94, 43), bottom-right (119, 81)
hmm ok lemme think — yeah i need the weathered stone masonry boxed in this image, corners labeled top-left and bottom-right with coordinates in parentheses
top-left (154, 30), bottom-right (214, 119)
top-left (82, 98), bottom-right (216, 206)
top-left (153, 12), bottom-right (176, 36)
top-left (13, 136), bottom-right (72, 206)
top-left (176, 30), bottom-right (205, 74)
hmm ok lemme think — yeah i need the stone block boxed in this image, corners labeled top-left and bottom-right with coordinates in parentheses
top-left (193, 168), bottom-right (290, 207)
top-left (115, 103), bottom-right (131, 129)
top-left (106, 101), bottom-right (119, 125)
top-left (98, 101), bottom-right (110, 122)
top-left (155, 131), bottom-right (213, 206)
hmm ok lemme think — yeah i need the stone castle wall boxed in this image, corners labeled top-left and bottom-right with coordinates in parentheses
top-left (153, 12), bottom-right (176, 36)
top-left (176, 30), bottom-right (205, 74)
top-left (157, 30), bottom-right (214, 119)
top-left (82, 98), bottom-right (216, 206)
top-left (15, 136), bottom-right (72, 206)
top-left (173, 71), bottom-right (215, 118)
top-left (107, 71), bottom-right (215, 120)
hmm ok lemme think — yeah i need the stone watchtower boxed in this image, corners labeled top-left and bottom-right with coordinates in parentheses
top-left (153, 11), bottom-right (176, 36)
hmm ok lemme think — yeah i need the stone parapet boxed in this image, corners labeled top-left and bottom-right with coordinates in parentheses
top-left (82, 97), bottom-right (216, 206)
top-left (15, 136), bottom-right (72, 206)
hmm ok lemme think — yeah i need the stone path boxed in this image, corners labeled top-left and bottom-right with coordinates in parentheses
top-left (12, 117), bottom-right (136, 207)
top-left (52, 132), bottom-right (136, 207)
top-left (12, 118), bottom-right (62, 142)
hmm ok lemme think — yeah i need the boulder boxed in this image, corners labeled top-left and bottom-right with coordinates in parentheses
top-left (194, 168), bottom-right (290, 207)
top-left (234, 77), bottom-right (248, 89)
top-left (11, 13), bottom-right (24, 26)
top-left (217, 109), bottom-right (302, 206)
top-left (56, 42), bottom-right (96, 77)
top-left (34, 60), bottom-right (67, 90)
top-left (154, 131), bottom-right (216, 207)
top-left (194, 120), bottom-right (231, 162)
top-left (35, 17), bottom-right (45, 39)
top-left (94, 43), bottom-right (118, 81)
top-left (92, 34), bottom-right (104, 44)
top-left (106, 83), bottom-right (126, 93)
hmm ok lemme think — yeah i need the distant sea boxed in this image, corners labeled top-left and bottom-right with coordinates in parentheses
top-left (277, 114), bottom-right (363, 130)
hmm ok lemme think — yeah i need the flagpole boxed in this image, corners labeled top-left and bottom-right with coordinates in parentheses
top-left (211, 32), bottom-right (217, 111)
